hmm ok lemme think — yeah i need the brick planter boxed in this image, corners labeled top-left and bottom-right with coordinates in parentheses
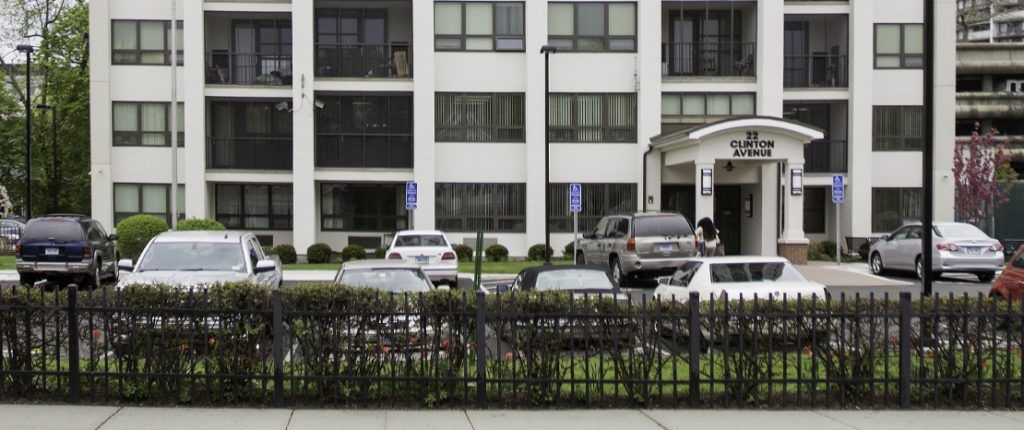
top-left (778, 241), bottom-right (809, 265)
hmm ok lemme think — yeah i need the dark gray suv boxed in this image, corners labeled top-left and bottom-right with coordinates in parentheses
top-left (575, 212), bottom-right (697, 287)
top-left (15, 215), bottom-right (118, 287)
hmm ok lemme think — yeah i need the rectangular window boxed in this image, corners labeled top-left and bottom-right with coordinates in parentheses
top-left (112, 20), bottom-right (183, 65)
top-left (873, 106), bottom-right (924, 151)
top-left (113, 183), bottom-right (184, 225)
top-left (872, 188), bottom-right (923, 232)
top-left (112, 102), bottom-right (184, 147)
top-left (208, 101), bottom-right (293, 170)
top-left (548, 183), bottom-right (636, 233)
top-left (435, 183), bottom-right (526, 232)
top-left (662, 93), bottom-right (755, 118)
top-left (320, 183), bottom-right (408, 232)
top-left (315, 94), bottom-right (413, 168)
top-left (875, 24), bottom-right (923, 69)
top-left (435, 2), bottom-right (525, 51)
top-left (548, 2), bottom-right (636, 52)
top-left (435, 93), bottom-right (525, 142)
top-left (803, 187), bottom-right (826, 234)
top-left (549, 93), bottom-right (636, 143)
top-left (215, 184), bottom-right (293, 230)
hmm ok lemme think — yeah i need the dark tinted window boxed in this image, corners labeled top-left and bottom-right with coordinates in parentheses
top-left (395, 235), bottom-right (448, 247)
top-left (669, 261), bottom-right (703, 287)
top-left (632, 216), bottom-right (693, 237)
top-left (22, 221), bottom-right (84, 242)
top-left (709, 262), bottom-right (807, 283)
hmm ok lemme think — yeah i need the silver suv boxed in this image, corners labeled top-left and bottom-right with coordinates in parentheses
top-left (575, 212), bottom-right (698, 287)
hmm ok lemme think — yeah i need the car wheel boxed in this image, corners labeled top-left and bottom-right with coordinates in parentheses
top-left (915, 257), bottom-right (924, 280)
top-left (977, 272), bottom-right (995, 283)
top-left (610, 257), bottom-right (628, 288)
top-left (18, 273), bottom-right (37, 286)
top-left (85, 260), bottom-right (102, 288)
top-left (575, 251), bottom-right (585, 265)
top-left (870, 253), bottom-right (886, 275)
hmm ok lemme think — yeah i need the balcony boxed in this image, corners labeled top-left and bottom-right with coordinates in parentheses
top-left (315, 43), bottom-right (411, 78)
top-left (784, 101), bottom-right (848, 173)
top-left (314, 3), bottom-right (413, 79)
top-left (783, 54), bottom-right (848, 88)
top-left (804, 140), bottom-right (848, 173)
top-left (205, 12), bottom-right (292, 86)
top-left (784, 15), bottom-right (848, 88)
top-left (207, 138), bottom-right (292, 171)
top-left (662, 42), bottom-right (756, 77)
top-left (206, 52), bottom-right (292, 85)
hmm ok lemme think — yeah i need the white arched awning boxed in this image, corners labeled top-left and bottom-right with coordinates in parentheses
top-left (650, 116), bottom-right (825, 166)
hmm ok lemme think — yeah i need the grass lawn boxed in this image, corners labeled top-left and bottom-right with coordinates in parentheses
top-left (0, 254), bottom-right (13, 270)
top-left (283, 259), bottom-right (572, 274)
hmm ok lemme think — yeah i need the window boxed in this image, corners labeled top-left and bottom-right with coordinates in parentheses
top-left (548, 93), bottom-right (636, 143)
top-left (662, 93), bottom-right (755, 117)
top-left (112, 20), bottom-right (183, 65)
top-left (113, 183), bottom-right (184, 225)
top-left (548, 183), bottom-right (636, 233)
top-left (208, 101), bottom-right (293, 170)
top-left (316, 94), bottom-right (413, 168)
top-left (435, 2), bottom-right (525, 51)
top-left (873, 106), bottom-right (924, 151)
top-left (875, 24), bottom-right (923, 69)
top-left (112, 102), bottom-right (184, 147)
top-left (321, 183), bottom-right (408, 231)
top-left (872, 188), bottom-right (922, 232)
top-left (435, 183), bottom-right (526, 232)
top-left (548, 2), bottom-right (636, 52)
top-left (803, 187), bottom-right (826, 234)
top-left (215, 184), bottom-right (293, 230)
top-left (435, 93), bottom-right (525, 142)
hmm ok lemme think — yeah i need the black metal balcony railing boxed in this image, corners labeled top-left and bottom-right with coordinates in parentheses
top-left (207, 138), bottom-right (292, 170)
top-left (206, 52), bottom-right (293, 86)
top-left (804, 139), bottom-right (848, 173)
top-left (315, 43), bottom-right (412, 78)
top-left (662, 42), bottom-right (756, 77)
top-left (784, 54), bottom-right (848, 88)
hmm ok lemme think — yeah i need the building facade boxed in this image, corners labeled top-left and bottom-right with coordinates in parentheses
top-left (89, 0), bottom-right (956, 259)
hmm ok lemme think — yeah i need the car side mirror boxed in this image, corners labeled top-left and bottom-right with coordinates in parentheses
top-left (117, 259), bottom-right (134, 272)
top-left (880, 234), bottom-right (890, 241)
top-left (254, 259), bottom-right (277, 274)
top-left (496, 284), bottom-right (510, 293)
top-left (657, 276), bottom-right (671, 286)
top-left (107, 234), bottom-right (118, 241)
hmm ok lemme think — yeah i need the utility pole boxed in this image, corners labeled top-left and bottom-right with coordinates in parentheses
top-left (37, 104), bottom-right (58, 211)
top-left (170, 0), bottom-right (179, 228)
top-left (16, 44), bottom-right (35, 219)
top-left (922, 0), bottom-right (935, 295)
top-left (541, 45), bottom-right (557, 265)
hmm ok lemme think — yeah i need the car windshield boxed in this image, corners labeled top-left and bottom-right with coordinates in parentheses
top-left (669, 261), bottom-right (703, 287)
top-left (395, 234), bottom-right (448, 247)
top-left (137, 242), bottom-right (247, 273)
top-left (709, 262), bottom-right (808, 283)
top-left (534, 269), bottom-right (614, 291)
top-left (339, 268), bottom-right (433, 293)
top-left (632, 216), bottom-right (693, 237)
top-left (21, 220), bottom-right (83, 241)
top-left (935, 224), bottom-right (988, 239)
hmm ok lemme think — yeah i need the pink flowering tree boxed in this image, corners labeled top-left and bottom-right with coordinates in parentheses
top-left (953, 123), bottom-right (1017, 228)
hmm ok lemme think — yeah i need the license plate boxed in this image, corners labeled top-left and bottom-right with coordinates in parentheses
top-left (659, 243), bottom-right (673, 252)
top-left (45, 248), bottom-right (59, 256)
top-left (966, 247), bottom-right (983, 255)
top-left (415, 256), bottom-right (429, 263)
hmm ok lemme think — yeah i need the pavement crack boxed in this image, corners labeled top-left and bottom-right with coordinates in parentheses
top-left (638, 410), bottom-right (670, 430)
top-left (93, 406), bottom-right (123, 430)
top-left (284, 409), bottom-right (295, 430)
top-left (812, 411), bottom-right (861, 430)
top-left (464, 410), bottom-right (478, 430)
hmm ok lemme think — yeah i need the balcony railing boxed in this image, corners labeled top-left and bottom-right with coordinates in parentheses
top-left (207, 138), bottom-right (292, 170)
top-left (315, 136), bottom-right (413, 169)
top-left (315, 43), bottom-right (412, 78)
top-left (206, 52), bottom-right (293, 86)
top-left (784, 54), bottom-right (848, 88)
top-left (662, 42), bottom-right (756, 77)
top-left (804, 139), bottom-right (848, 173)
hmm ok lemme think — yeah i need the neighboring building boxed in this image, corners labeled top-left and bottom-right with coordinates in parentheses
top-left (89, 0), bottom-right (956, 259)
top-left (958, 0), bottom-right (1024, 42)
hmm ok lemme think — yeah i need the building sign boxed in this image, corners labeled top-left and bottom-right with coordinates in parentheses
top-left (730, 131), bottom-right (775, 158)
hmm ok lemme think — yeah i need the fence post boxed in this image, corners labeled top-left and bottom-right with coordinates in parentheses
top-left (272, 290), bottom-right (284, 408)
top-left (688, 292), bottom-right (700, 408)
top-left (67, 284), bottom-right (79, 404)
top-left (475, 291), bottom-right (487, 408)
top-left (898, 292), bottom-right (911, 409)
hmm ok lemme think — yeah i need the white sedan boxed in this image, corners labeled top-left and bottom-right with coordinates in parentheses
top-left (385, 230), bottom-right (458, 287)
top-left (653, 256), bottom-right (828, 303)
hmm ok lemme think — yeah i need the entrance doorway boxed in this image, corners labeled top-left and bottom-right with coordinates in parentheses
top-left (662, 185), bottom-right (695, 226)
top-left (714, 185), bottom-right (742, 255)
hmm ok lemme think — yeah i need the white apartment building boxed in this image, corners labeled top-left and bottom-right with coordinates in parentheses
top-left (89, 0), bottom-right (956, 260)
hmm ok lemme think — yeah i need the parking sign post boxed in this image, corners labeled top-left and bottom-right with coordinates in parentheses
top-left (832, 175), bottom-right (845, 265)
top-left (570, 184), bottom-right (582, 265)
top-left (405, 182), bottom-right (417, 229)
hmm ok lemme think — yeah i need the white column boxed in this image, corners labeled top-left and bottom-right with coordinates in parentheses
top-left (291, 0), bottom-right (317, 255)
top-left (780, 163), bottom-right (808, 243)
top-left (847, 0), bottom-right (874, 237)
top-left (694, 162), bottom-right (715, 223)
top-left (89, 0), bottom-right (113, 228)
top-left (183, 0), bottom-right (206, 219)
top-left (759, 163), bottom-right (779, 256)
top-left (933, 0), bottom-right (957, 222)
top-left (524, 1), bottom-right (547, 247)
top-left (637, 0), bottom-right (662, 211)
top-left (644, 152), bottom-right (663, 211)
top-left (757, 0), bottom-right (784, 117)
top-left (412, 0), bottom-right (436, 230)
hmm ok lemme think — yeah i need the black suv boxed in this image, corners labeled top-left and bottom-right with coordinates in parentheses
top-left (15, 215), bottom-right (118, 287)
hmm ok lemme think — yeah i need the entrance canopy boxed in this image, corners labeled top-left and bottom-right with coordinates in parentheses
top-left (650, 116), bottom-right (824, 167)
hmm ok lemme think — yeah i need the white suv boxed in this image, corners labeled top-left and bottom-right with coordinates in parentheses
top-left (385, 230), bottom-right (458, 287)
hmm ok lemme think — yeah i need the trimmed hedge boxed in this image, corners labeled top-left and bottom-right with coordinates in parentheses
top-left (563, 242), bottom-right (575, 260)
top-left (453, 244), bottom-right (474, 262)
top-left (527, 244), bottom-right (554, 262)
top-left (176, 218), bottom-right (226, 231)
top-left (374, 247), bottom-right (387, 259)
top-left (306, 243), bottom-right (333, 264)
top-left (485, 244), bottom-right (509, 262)
top-left (115, 215), bottom-right (169, 261)
top-left (269, 244), bottom-right (298, 265)
top-left (340, 244), bottom-right (366, 262)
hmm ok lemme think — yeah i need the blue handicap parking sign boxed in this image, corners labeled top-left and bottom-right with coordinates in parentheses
top-left (832, 175), bottom-right (844, 204)
top-left (569, 183), bottom-right (582, 213)
top-left (405, 182), bottom-right (418, 210)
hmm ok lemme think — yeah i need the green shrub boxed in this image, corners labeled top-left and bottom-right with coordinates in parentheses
top-left (269, 244), bottom-right (298, 265)
top-left (527, 244), bottom-right (554, 262)
top-left (374, 247), bottom-right (386, 259)
top-left (563, 242), bottom-right (576, 259)
top-left (341, 244), bottom-right (366, 262)
top-left (175, 218), bottom-right (225, 231)
top-left (808, 240), bottom-right (838, 261)
top-left (453, 244), bottom-right (474, 262)
top-left (116, 215), bottom-right (169, 261)
top-left (485, 244), bottom-right (509, 262)
top-left (307, 243), bottom-right (334, 264)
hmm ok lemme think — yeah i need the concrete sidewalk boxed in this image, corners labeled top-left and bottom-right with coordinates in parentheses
top-left (796, 261), bottom-right (913, 288)
top-left (3, 405), bottom-right (1023, 430)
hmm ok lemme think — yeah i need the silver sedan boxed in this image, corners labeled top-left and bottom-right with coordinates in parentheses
top-left (868, 222), bottom-right (1004, 282)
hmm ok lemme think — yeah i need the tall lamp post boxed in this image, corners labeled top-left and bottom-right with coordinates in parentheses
top-left (540, 44), bottom-right (557, 265)
top-left (921, 0), bottom-right (934, 295)
top-left (16, 44), bottom-right (35, 219)
top-left (37, 104), bottom-right (58, 212)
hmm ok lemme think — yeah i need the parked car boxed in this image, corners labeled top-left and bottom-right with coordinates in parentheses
top-left (990, 245), bottom-right (1024, 300)
top-left (334, 259), bottom-right (442, 293)
top-left (116, 231), bottom-right (282, 289)
top-left (575, 212), bottom-right (698, 287)
top-left (653, 256), bottom-right (828, 303)
top-left (501, 265), bottom-right (626, 300)
top-left (15, 214), bottom-right (118, 287)
top-left (385, 230), bottom-right (458, 287)
top-left (868, 222), bottom-right (1004, 282)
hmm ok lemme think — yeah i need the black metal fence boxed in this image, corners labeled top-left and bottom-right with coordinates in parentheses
top-left (2, 284), bottom-right (1022, 409)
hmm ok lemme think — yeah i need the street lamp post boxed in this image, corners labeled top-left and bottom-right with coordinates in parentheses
top-left (540, 45), bottom-right (557, 265)
top-left (37, 104), bottom-right (58, 212)
top-left (16, 44), bottom-right (35, 219)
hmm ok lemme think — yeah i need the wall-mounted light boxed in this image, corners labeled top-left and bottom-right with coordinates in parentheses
top-left (701, 168), bottom-right (713, 196)
top-left (790, 169), bottom-right (804, 196)
top-left (725, 161), bottom-right (735, 172)
top-left (744, 194), bottom-right (753, 217)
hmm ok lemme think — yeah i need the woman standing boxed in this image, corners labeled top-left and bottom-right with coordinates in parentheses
top-left (694, 217), bottom-right (722, 257)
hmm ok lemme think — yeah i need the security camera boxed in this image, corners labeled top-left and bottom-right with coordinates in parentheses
top-left (274, 101), bottom-right (290, 112)
top-left (313, 99), bottom-right (325, 110)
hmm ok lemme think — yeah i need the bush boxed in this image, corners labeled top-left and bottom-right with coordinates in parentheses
top-left (453, 244), bottom-right (474, 262)
top-left (175, 218), bottom-right (225, 231)
top-left (341, 244), bottom-right (366, 262)
top-left (374, 247), bottom-right (386, 259)
top-left (527, 244), bottom-right (554, 262)
top-left (485, 244), bottom-right (509, 262)
top-left (116, 215), bottom-right (169, 261)
top-left (307, 243), bottom-right (334, 264)
top-left (269, 244), bottom-right (297, 265)
top-left (564, 242), bottom-right (576, 260)
top-left (808, 240), bottom-right (838, 261)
